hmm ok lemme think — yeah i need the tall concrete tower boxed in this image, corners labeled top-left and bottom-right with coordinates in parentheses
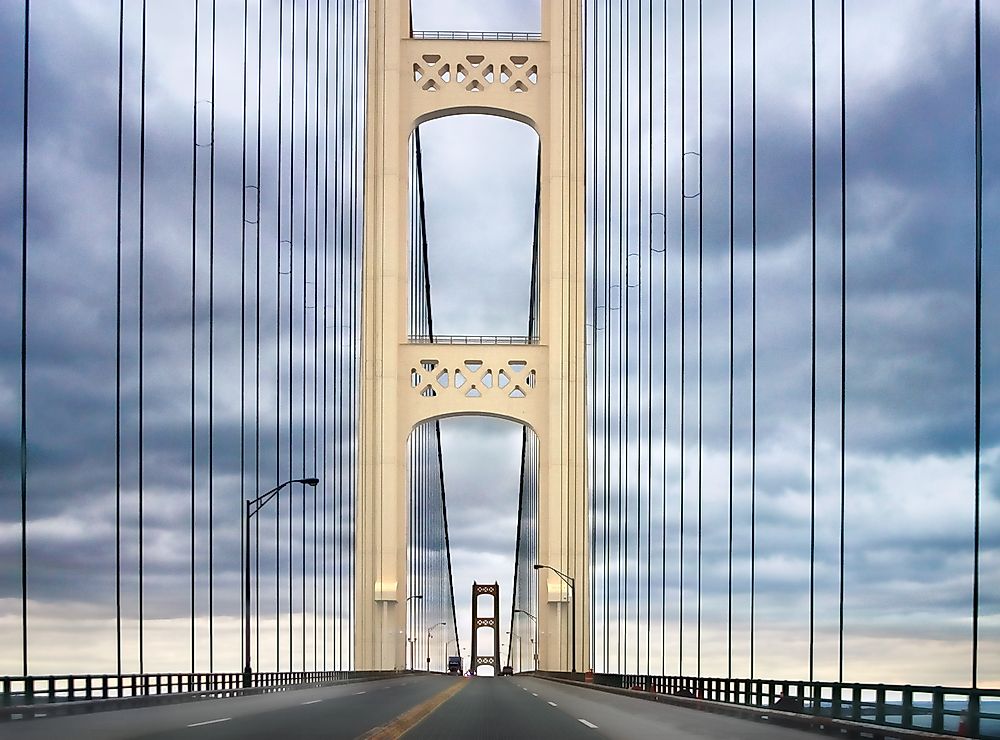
top-left (356, 1), bottom-right (587, 673)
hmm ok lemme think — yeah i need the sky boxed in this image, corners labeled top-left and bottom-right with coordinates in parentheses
top-left (1, 0), bottom-right (998, 689)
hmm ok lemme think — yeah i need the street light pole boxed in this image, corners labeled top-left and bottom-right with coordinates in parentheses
top-left (427, 621), bottom-right (446, 672)
top-left (243, 477), bottom-right (319, 687)
top-left (533, 564), bottom-right (576, 674)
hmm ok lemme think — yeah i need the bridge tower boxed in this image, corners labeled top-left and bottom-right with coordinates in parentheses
top-left (470, 583), bottom-right (501, 675)
top-left (356, 1), bottom-right (587, 672)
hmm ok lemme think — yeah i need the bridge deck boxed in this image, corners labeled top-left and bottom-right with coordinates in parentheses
top-left (1, 674), bottom-right (824, 739)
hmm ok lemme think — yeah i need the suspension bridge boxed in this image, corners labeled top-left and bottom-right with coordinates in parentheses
top-left (1, 0), bottom-right (997, 737)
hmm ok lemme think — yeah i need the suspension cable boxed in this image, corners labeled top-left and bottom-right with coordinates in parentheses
top-left (114, 0), bottom-right (124, 679)
top-left (189, 0), bottom-right (200, 674)
top-left (972, 0), bottom-right (983, 690)
top-left (809, 0), bottom-right (818, 684)
top-left (838, 0), bottom-right (848, 685)
top-left (728, 0), bottom-right (735, 682)
top-left (750, 0), bottom-right (758, 680)
top-left (19, 0), bottom-right (31, 680)
top-left (208, 0), bottom-right (218, 672)
top-left (137, 0), bottom-right (148, 675)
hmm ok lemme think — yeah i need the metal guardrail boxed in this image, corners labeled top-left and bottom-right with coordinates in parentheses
top-left (407, 334), bottom-right (538, 346)
top-left (411, 31), bottom-right (542, 42)
top-left (1, 671), bottom-right (389, 709)
top-left (533, 672), bottom-right (1000, 739)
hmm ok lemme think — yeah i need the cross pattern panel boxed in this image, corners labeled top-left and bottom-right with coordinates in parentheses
top-left (410, 358), bottom-right (538, 401)
top-left (412, 52), bottom-right (539, 95)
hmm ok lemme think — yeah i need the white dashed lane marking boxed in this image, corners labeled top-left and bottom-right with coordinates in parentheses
top-left (354, 691), bottom-right (367, 695)
top-left (578, 719), bottom-right (599, 729)
top-left (188, 718), bottom-right (231, 728)
top-left (547, 701), bottom-right (558, 707)
top-left (301, 699), bottom-right (322, 705)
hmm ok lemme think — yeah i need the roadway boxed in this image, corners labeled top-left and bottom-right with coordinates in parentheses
top-left (0, 674), bottom-right (824, 739)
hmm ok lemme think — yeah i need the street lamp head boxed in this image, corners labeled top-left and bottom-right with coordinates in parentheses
top-left (299, 477), bottom-right (320, 487)
top-left (532, 564), bottom-right (542, 570)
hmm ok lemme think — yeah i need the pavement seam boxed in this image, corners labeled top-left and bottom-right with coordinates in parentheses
top-left (356, 680), bottom-right (466, 740)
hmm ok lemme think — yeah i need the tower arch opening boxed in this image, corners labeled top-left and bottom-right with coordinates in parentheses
top-left (408, 115), bottom-right (540, 341)
top-left (404, 415), bottom-right (537, 673)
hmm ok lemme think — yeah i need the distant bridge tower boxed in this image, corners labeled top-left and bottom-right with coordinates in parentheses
top-left (356, 1), bottom-right (587, 671)
top-left (470, 582), bottom-right (501, 675)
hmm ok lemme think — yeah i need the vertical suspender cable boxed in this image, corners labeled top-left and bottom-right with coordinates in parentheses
top-left (254, 0), bottom-right (264, 672)
top-left (618, 0), bottom-right (627, 671)
top-left (838, 0), bottom-right (847, 685)
top-left (636, 0), bottom-right (644, 675)
top-left (137, 0), bottom-right (148, 675)
top-left (623, 0), bottom-right (631, 673)
top-left (679, 0), bottom-right (687, 676)
top-left (728, 0), bottom-right (735, 682)
top-left (972, 0), bottom-right (983, 690)
top-left (19, 0), bottom-right (31, 680)
top-left (335, 0), bottom-right (345, 669)
top-left (636, 0), bottom-right (645, 676)
top-left (208, 0), bottom-right (218, 672)
top-left (114, 0), bottom-right (124, 679)
top-left (809, 0), bottom-right (818, 684)
top-left (750, 0), bottom-right (758, 680)
top-left (358, 0), bottom-right (366, 667)
top-left (586, 0), bottom-right (595, 672)
top-left (275, 0), bottom-right (285, 672)
top-left (645, 0), bottom-right (654, 677)
top-left (301, 0), bottom-right (310, 671)
top-left (661, 0), bottom-right (668, 676)
top-left (313, 0), bottom-right (322, 671)
top-left (289, 0), bottom-right (297, 670)
top-left (239, 0), bottom-right (249, 678)
top-left (349, 0), bottom-right (360, 670)
top-left (603, 0), bottom-right (611, 671)
top-left (189, 0), bottom-right (200, 675)
top-left (322, 0), bottom-right (330, 671)
top-left (696, 0), bottom-right (704, 679)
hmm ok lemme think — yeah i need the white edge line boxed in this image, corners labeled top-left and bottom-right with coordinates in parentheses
top-left (578, 719), bottom-right (599, 729)
top-left (301, 699), bottom-right (322, 705)
top-left (188, 717), bottom-right (231, 728)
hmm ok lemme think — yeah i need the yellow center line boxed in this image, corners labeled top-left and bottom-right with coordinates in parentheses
top-left (356, 680), bottom-right (467, 740)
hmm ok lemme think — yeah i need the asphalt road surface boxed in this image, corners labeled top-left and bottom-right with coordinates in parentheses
top-left (0, 674), bottom-right (825, 739)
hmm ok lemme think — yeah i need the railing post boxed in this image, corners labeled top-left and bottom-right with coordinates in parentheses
top-left (931, 689), bottom-right (944, 732)
top-left (831, 682), bottom-right (842, 719)
top-left (25, 677), bottom-right (34, 705)
top-left (967, 694), bottom-right (981, 739)
top-left (2, 677), bottom-right (11, 707)
top-left (875, 686), bottom-right (886, 725)
top-left (48, 675), bottom-right (55, 704)
top-left (901, 687), bottom-right (913, 728)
